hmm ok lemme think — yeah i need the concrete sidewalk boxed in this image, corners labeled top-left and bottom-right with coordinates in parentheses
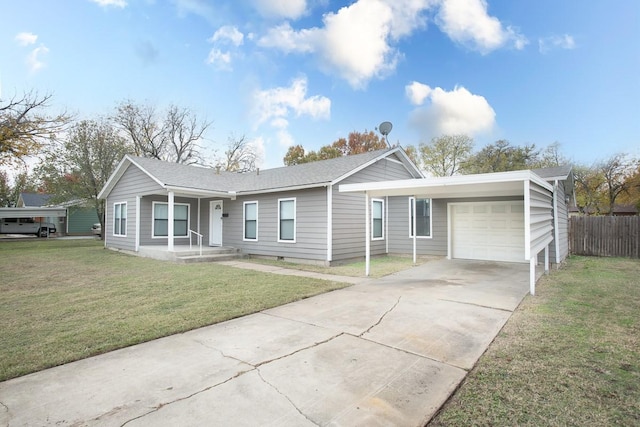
top-left (0, 259), bottom-right (530, 426)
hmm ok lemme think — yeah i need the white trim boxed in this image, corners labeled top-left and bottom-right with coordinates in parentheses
top-left (553, 181), bottom-right (561, 264)
top-left (371, 198), bottom-right (384, 240)
top-left (243, 201), bottom-right (258, 241)
top-left (408, 197), bottom-right (433, 239)
top-left (446, 203), bottom-right (452, 260)
top-left (135, 196), bottom-right (140, 251)
top-left (524, 180), bottom-right (531, 260)
top-left (151, 201), bottom-right (190, 239)
top-left (113, 201), bottom-right (127, 237)
top-left (385, 196), bottom-right (389, 254)
top-left (365, 192), bottom-right (370, 276)
top-left (327, 185), bottom-right (333, 262)
top-left (197, 198), bottom-right (201, 235)
top-left (278, 197), bottom-right (296, 243)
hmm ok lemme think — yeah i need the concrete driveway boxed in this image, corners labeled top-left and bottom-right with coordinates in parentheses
top-left (0, 259), bottom-right (529, 426)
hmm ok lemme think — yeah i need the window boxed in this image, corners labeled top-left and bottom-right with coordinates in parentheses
top-left (409, 197), bottom-right (432, 238)
top-left (244, 201), bottom-right (258, 241)
top-left (114, 202), bottom-right (127, 236)
top-left (153, 202), bottom-right (189, 238)
top-left (278, 198), bottom-right (296, 242)
top-left (371, 199), bottom-right (384, 239)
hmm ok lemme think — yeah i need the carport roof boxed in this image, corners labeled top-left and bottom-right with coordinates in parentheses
top-left (338, 169), bottom-right (553, 198)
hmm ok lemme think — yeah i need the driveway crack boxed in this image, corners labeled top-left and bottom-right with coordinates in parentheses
top-left (0, 400), bottom-right (8, 427)
top-left (255, 333), bottom-right (343, 368)
top-left (119, 368), bottom-right (255, 427)
top-left (256, 370), bottom-right (320, 426)
top-left (360, 297), bottom-right (401, 336)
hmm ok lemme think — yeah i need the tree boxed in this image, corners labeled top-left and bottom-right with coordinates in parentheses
top-left (217, 134), bottom-right (259, 172)
top-left (462, 140), bottom-right (539, 174)
top-left (403, 144), bottom-right (420, 167)
top-left (419, 134), bottom-right (473, 177)
top-left (282, 130), bottom-right (387, 165)
top-left (573, 165), bottom-right (606, 214)
top-left (0, 91), bottom-right (70, 166)
top-left (0, 171), bottom-right (12, 207)
top-left (597, 154), bottom-right (636, 215)
top-left (36, 119), bottom-right (131, 238)
top-left (617, 164), bottom-right (640, 209)
top-left (113, 100), bottom-right (211, 164)
top-left (535, 142), bottom-right (569, 168)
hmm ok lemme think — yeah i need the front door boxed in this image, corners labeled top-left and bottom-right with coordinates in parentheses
top-left (209, 200), bottom-right (223, 246)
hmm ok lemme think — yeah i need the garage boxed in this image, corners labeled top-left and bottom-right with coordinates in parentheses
top-left (449, 201), bottom-right (525, 263)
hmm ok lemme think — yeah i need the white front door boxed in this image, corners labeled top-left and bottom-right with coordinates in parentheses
top-left (209, 200), bottom-right (223, 246)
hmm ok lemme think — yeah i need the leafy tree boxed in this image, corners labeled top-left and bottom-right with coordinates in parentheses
top-left (113, 100), bottom-right (211, 164)
top-left (0, 91), bottom-right (70, 166)
top-left (419, 134), bottom-right (473, 176)
top-left (403, 144), bottom-right (420, 167)
top-left (0, 171), bottom-right (12, 207)
top-left (36, 119), bottom-right (131, 237)
top-left (573, 165), bottom-right (607, 214)
top-left (617, 163), bottom-right (640, 209)
top-left (217, 134), bottom-right (259, 172)
top-left (282, 130), bottom-right (387, 165)
top-left (462, 140), bottom-right (539, 174)
top-left (535, 142), bottom-right (569, 168)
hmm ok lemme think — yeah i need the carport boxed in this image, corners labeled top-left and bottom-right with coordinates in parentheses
top-left (0, 207), bottom-right (68, 236)
top-left (339, 170), bottom-right (556, 295)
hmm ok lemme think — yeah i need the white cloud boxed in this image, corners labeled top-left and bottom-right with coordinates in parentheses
top-left (90, 0), bottom-right (127, 7)
top-left (405, 81), bottom-right (432, 106)
top-left (252, 0), bottom-right (307, 20)
top-left (209, 26), bottom-right (244, 46)
top-left (539, 34), bottom-right (576, 54)
top-left (15, 32), bottom-right (38, 46)
top-left (407, 83), bottom-right (496, 138)
top-left (27, 45), bottom-right (50, 73)
top-left (253, 76), bottom-right (331, 128)
top-left (206, 49), bottom-right (232, 70)
top-left (436, 0), bottom-right (527, 53)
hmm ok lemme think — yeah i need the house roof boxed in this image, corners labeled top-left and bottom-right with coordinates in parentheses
top-left (19, 193), bottom-right (53, 207)
top-left (99, 147), bottom-right (422, 199)
top-left (532, 164), bottom-right (572, 180)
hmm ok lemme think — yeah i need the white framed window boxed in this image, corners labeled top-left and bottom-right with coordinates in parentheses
top-left (243, 201), bottom-right (258, 241)
top-left (278, 198), bottom-right (296, 242)
top-left (409, 197), bottom-right (432, 238)
top-left (152, 202), bottom-right (189, 238)
top-left (113, 202), bottom-right (127, 237)
top-left (371, 198), bottom-right (384, 240)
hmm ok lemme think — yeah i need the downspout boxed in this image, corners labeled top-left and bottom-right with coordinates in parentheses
top-left (553, 180), bottom-right (560, 265)
top-left (327, 185), bottom-right (333, 263)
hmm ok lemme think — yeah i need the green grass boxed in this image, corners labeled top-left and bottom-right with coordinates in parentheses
top-left (429, 256), bottom-right (640, 426)
top-left (0, 239), bottom-right (348, 381)
top-left (245, 255), bottom-right (433, 278)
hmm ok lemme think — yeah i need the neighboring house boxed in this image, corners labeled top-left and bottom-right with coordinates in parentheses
top-left (18, 193), bottom-right (100, 236)
top-left (98, 149), bottom-right (573, 293)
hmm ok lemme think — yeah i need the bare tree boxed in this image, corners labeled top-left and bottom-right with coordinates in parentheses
top-left (0, 90), bottom-right (70, 165)
top-left (113, 100), bottom-right (211, 164)
top-left (218, 134), bottom-right (258, 172)
top-left (598, 154), bottom-right (636, 215)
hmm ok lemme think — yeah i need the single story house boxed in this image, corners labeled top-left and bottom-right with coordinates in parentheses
top-left (98, 148), bottom-right (573, 294)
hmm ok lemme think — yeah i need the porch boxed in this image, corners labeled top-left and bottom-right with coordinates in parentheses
top-left (138, 245), bottom-right (244, 263)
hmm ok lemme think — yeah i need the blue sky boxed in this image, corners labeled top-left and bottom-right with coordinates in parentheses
top-left (1, 0), bottom-right (639, 169)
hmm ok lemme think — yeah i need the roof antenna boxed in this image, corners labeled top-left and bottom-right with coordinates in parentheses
top-left (377, 121), bottom-right (392, 148)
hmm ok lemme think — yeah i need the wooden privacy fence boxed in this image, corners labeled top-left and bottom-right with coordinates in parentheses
top-left (569, 216), bottom-right (640, 258)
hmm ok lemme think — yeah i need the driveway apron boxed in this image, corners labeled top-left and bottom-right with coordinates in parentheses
top-left (0, 259), bottom-right (529, 426)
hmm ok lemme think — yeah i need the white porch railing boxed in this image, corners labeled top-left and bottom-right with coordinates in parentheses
top-left (189, 230), bottom-right (203, 257)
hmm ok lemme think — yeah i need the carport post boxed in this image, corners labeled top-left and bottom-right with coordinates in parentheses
top-left (365, 191), bottom-right (370, 276)
top-left (412, 195), bottom-right (417, 265)
top-left (168, 191), bottom-right (175, 252)
top-left (544, 245), bottom-right (550, 274)
top-left (529, 257), bottom-right (536, 295)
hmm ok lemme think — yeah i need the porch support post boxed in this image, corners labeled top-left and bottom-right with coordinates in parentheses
top-left (365, 191), bottom-right (370, 277)
top-left (197, 198), bottom-right (201, 234)
top-left (412, 195), bottom-right (417, 265)
top-left (168, 191), bottom-right (174, 252)
top-left (530, 256), bottom-right (536, 296)
top-left (135, 196), bottom-right (140, 252)
top-left (544, 245), bottom-right (550, 274)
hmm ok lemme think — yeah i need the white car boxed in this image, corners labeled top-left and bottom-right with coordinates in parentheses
top-left (92, 223), bottom-right (102, 237)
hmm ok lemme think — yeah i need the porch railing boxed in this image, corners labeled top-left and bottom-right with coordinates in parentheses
top-left (189, 230), bottom-right (203, 257)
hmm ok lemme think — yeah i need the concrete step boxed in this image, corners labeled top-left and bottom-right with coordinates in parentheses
top-left (176, 252), bottom-right (246, 264)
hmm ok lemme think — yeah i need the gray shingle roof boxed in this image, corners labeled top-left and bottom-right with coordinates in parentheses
top-left (532, 164), bottom-right (573, 180)
top-left (130, 148), bottom-right (395, 194)
top-left (19, 193), bottom-right (53, 207)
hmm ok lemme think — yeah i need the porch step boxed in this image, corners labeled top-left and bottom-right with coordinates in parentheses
top-left (175, 247), bottom-right (246, 263)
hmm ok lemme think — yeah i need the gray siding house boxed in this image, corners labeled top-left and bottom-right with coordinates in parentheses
top-left (98, 148), bottom-right (423, 264)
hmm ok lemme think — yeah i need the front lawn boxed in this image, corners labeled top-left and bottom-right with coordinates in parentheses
top-left (0, 239), bottom-right (348, 382)
top-left (429, 256), bottom-right (640, 426)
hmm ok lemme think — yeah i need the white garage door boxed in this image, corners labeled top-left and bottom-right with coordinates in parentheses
top-left (450, 201), bottom-right (525, 263)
